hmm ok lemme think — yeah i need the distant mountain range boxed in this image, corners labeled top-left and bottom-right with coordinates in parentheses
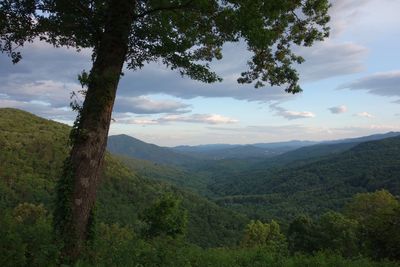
top-left (211, 135), bottom-right (400, 221)
top-left (107, 134), bottom-right (198, 166)
top-left (108, 132), bottom-right (400, 162)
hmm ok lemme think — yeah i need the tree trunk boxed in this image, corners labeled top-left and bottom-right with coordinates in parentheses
top-left (54, 0), bottom-right (136, 261)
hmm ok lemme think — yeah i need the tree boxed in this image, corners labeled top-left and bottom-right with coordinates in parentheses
top-left (241, 219), bottom-right (286, 252)
top-left (344, 190), bottom-right (400, 260)
top-left (288, 215), bottom-right (318, 254)
top-left (1, 0), bottom-right (330, 260)
top-left (316, 211), bottom-right (359, 258)
top-left (141, 193), bottom-right (188, 239)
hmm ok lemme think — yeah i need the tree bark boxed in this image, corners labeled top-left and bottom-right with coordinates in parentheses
top-left (55, 0), bottom-right (136, 261)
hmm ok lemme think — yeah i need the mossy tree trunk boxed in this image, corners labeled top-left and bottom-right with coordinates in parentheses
top-left (54, 0), bottom-right (136, 261)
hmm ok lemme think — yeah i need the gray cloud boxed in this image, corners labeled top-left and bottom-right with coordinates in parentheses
top-left (0, 42), bottom-right (91, 83)
top-left (114, 96), bottom-right (191, 114)
top-left (339, 71), bottom-right (400, 99)
top-left (1, 32), bottom-right (368, 114)
top-left (0, 98), bottom-right (74, 120)
top-left (270, 103), bottom-right (315, 120)
top-left (328, 105), bottom-right (347, 114)
top-left (0, 80), bottom-right (79, 107)
top-left (328, 0), bottom-right (372, 37)
top-left (296, 41), bottom-right (367, 81)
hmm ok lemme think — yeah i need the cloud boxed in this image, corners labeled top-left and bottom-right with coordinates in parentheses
top-left (0, 98), bottom-right (74, 120)
top-left (0, 80), bottom-right (79, 107)
top-left (355, 112), bottom-right (374, 118)
top-left (328, 105), bottom-right (347, 114)
top-left (270, 103), bottom-right (315, 120)
top-left (339, 71), bottom-right (400, 99)
top-left (0, 41), bottom-right (91, 83)
top-left (122, 119), bottom-right (159, 125)
top-left (0, 32), bottom-right (367, 111)
top-left (114, 96), bottom-right (191, 114)
top-left (328, 0), bottom-right (372, 37)
top-left (329, 0), bottom-right (400, 38)
top-left (159, 114), bottom-right (238, 124)
top-left (117, 113), bottom-right (238, 125)
top-left (296, 41), bottom-right (367, 81)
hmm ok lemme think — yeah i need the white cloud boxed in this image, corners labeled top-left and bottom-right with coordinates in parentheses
top-left (159, 114), bottom-right (238, 124)
top-left (328, 105), bottom-right (347, 114)
top-left (116, 113), bottom-right (238, 125)
top-left (270, 103), bottom-right (315, 120)
top-left (355, 112), bottom-right (374, 118)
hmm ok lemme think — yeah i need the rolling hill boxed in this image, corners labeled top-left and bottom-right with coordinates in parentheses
top-left (0, 108), bottom-right (247, 247)
top-left (107, 134), bottom-right (202, 166)
top-left (211, 136), bottom-right (400, 222)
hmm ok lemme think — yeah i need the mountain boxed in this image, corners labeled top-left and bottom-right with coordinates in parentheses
top-left (110, 131), bottom-right (399, 163)
top-left (323, 132), bottom-right (400, 144)
top-left (0, 108), bottom-right (247, 247)
top-left (107, 134), bottom-right (200, 166)
top-left (173, 140), bottom-right (318, 160)
top-left (115, 155), bottom-right (213, 196)
top-left (212, 136), bottom-right (400, 222)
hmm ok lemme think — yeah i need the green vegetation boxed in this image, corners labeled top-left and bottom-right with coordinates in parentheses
top-left (212, 136), bottom-right (400, 222)
top-left (1, 108), bottom-right (399, 266)
top-left (108, 134), bottom-right (200, 166)
top-left (0, 108), bottom-right (247, 249)
top-left (116, 155), bottom-right (212, 196)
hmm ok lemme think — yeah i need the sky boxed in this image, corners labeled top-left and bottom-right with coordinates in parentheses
top-left (1, 0), bottom-right (400, 146)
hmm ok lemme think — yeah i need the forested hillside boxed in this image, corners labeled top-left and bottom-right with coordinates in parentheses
top-left (0, 108), bottom-right (247, 248)
top-left (212, 136), bottom-right (400, 222)
top-left (1, 108), bottom-right (399, 266)
top-left (108, 134), bottom-right (199, 166)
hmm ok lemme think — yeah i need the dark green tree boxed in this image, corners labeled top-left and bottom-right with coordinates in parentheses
top-left (345, 190), bottom-right (400, 260)
top-left (316, 211), bottom-right (359, 258)
top-left (142, 193), bottom-right (188, 239)
top-left (288, 215), bottom-right (318, 254)
top-left (1, 0), bottom-right (330, 260)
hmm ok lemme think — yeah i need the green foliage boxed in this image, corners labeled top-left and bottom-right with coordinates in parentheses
top-left (287, 191), bottom-right (400, 261)
top-left (288, 212), bottom-right (359, 258)
top-left (0, 108), bottom-right (247, 249)
top-left (142, 193), bottom-right (188, 239)
top-left (288, 215), bottom-right (318, 254)
top-left (213, 136), bottom-right (400, 222)
top-left (0, 204), bottom-right (58, 267)
top-left (108, 134), bottom-right (200, 166)
top-left (345, 190), bottom-right (400, 260)
top-left (1, 109), bottom-right (400, 266)
top-left (2, 0), bottom-right (330, 91)
top-left (241, 220), bottom-right (287, 253)
top-left (117, 155), bottom-right (211, 196)
top-left (89, 223), bottom-right (144, 266)
top-left (316, 212), bottom-right (359, 258)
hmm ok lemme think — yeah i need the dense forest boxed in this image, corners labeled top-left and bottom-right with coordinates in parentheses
top-left (1, 108), bottom-right (399, 266)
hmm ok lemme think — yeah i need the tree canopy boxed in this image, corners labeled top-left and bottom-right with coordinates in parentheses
top-left (1, 0), bottom-right (330, 91)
